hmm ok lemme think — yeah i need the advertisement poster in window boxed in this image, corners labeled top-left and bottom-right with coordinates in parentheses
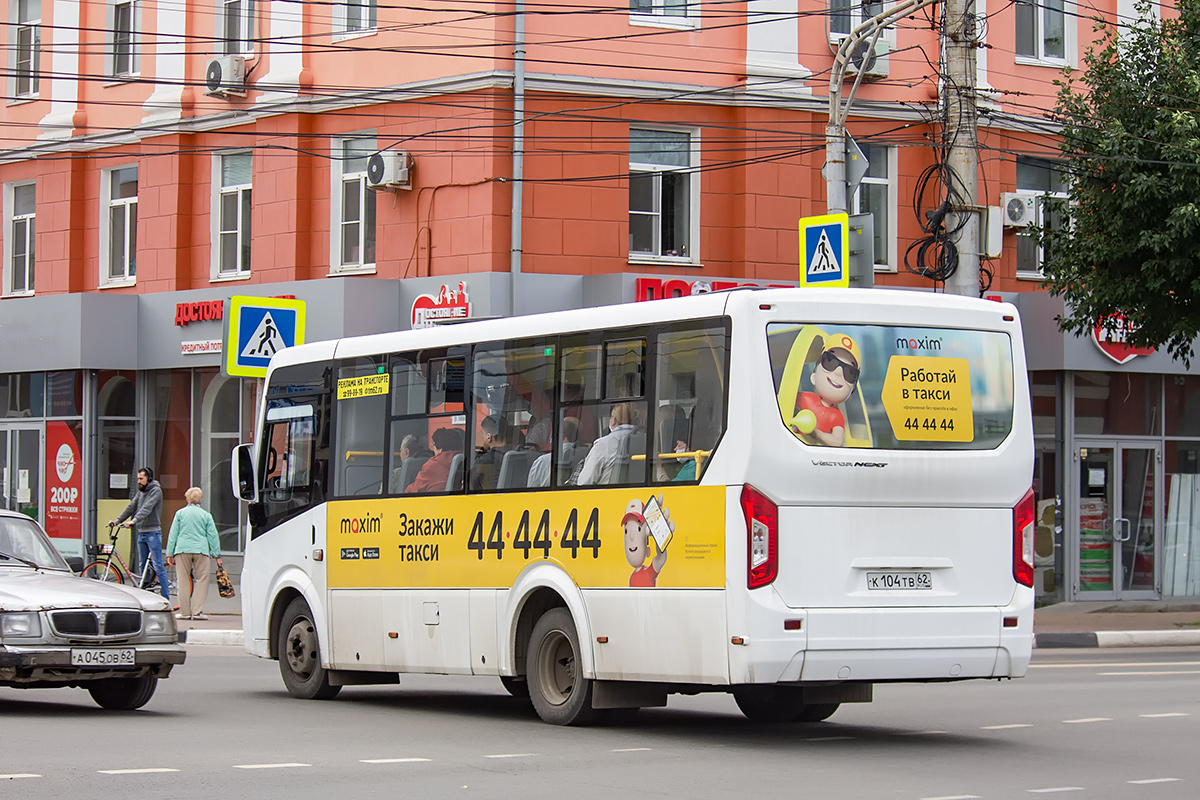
top-left (45, 421), bottom-right (83, 552)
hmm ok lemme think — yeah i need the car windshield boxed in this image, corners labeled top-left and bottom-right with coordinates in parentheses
top-left (0, 515), bottom-right (72, 571)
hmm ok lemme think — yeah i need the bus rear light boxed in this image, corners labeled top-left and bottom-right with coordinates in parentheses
top-left (741, 484), bottom-right (778, 589)
top-left (1013, 488), bottom-right (1035, 588)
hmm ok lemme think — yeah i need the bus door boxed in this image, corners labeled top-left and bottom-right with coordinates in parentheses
top-left (1075, 443), bottom-right (1160, 599)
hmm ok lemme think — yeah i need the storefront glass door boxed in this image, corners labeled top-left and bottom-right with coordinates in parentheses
top-left (0, 425), bottom-right (43, 525)
top-left (1077, 443), bottom-right (1160, 599)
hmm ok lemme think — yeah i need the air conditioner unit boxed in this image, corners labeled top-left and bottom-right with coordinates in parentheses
top-left (840, 37), bottom-right (891, 79)
top-left (204, 55), bottom-right (246, 97)
top-left (1000, 191), bottom-right (1039, 227)
top-left (366, 150), bottom-right (413, 190)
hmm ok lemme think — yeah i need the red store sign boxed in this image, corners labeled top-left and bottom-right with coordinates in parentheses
top-left (1092, 315), bottom-right (1155, 364)
top-left (635, 278), bottom-right (792, 302)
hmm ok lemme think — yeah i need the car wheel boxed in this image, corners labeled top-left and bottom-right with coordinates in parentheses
top-left (87, 675), bottom-right (158, 710)
top-left (732, 686), bottom-right (808, 723)
top-left (526, 608), bottom-right (599, 726)
top-left (81, 562), bottom-right (123, 583)
top-left (278, 597), bottom-right (341, 700)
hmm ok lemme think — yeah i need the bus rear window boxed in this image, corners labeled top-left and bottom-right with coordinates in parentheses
top-left (766, 323), bottom-right (1015, 450)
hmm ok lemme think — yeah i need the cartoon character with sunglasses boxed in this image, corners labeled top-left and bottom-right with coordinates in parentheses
top-left (793, 333), bottom-right (862, 447)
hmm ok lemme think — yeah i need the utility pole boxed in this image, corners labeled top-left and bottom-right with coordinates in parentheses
top-left (942, 0), bottom-right (980, 297)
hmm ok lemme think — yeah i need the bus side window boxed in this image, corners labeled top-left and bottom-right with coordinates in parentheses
top-left (653, 323), bottom-right (728, 483)
top-left (335, 356), bottom-right (388, 497)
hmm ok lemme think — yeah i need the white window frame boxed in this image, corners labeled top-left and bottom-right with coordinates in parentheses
top-left (628, 127), bottom-right (700, 266)
top-left (1015, 157), bottom-right (1068, 279)
top-left (829, 0), bottom-right (891, 38)
top-left (329, 135), bottom-right (377, 275)
top-left (334, 0), bottom-right (378, 39)
top-left (1014, 0), bottom-right (1072, 66)
top-left (107, 0), bottom-right (141, 78)
top-left (219, 0), bottom-right (256, 56)
top-left (99, 165), bottom-right (139, 287)
top-left (11, 0), bottom-right (41, 99)
top-left (211, 151), bottom-right (253, 280)
top-left (629, 0), bottom-right (698, 30)
top-left (3, 182), bottom-right (36, 296)
top-left (850, 145), bottom-right (897, 273)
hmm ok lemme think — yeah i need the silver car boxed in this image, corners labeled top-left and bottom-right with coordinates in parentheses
top-left (0, 509), bottom-right (186, 709)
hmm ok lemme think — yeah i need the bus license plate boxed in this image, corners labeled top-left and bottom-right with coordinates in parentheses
top-left (71, 648), bottom-right (136, 667)
top-left (866, 571), bottom-right (932, 590)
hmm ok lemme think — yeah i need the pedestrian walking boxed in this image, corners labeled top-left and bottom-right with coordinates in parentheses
top-left (110, 467), bottom-right (170, 602)
top-left (165, 486), bottom-right (223, 620)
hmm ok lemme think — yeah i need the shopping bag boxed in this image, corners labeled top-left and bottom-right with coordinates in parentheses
top-left (216, 565), bottom-right (236, 598)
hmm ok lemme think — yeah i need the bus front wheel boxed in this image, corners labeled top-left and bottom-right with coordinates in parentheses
top-left (277, 597), bottom-right (341, 701)
top-left (526, 608), bottom-right (599, 726)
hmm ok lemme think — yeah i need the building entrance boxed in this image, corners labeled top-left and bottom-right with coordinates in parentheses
top-left (1075, 442), bottom-right (1160, 599)
top-left (0, 424), bottom-right (42, 525)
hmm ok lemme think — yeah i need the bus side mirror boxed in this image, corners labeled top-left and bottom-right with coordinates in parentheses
top-left (233, 444), bottom-right (258, 502)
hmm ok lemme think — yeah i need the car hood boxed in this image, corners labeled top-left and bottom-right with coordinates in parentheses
top-left (0, 568), bottom-right (168, 611)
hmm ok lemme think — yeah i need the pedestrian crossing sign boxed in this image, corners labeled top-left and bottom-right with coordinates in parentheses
top-left (225, 296), bottom-right (307, 377)
top-left (799, 212), bottom-right (850, 288)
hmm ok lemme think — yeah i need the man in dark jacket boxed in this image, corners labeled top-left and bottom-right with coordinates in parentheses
top-left (110, 467), bottom-right (170, 600)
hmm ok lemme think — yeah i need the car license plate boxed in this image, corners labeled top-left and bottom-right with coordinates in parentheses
top-left (866, 571), bottom-right (932, 590)
top-left (71, 648), bottom-right (136, 667)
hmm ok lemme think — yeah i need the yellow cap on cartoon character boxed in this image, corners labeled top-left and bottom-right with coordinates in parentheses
top-left (821, 332), bottom-right (862, 369)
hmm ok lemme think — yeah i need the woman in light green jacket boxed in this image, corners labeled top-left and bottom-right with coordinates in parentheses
top-left (166, 487), bottom-right (223, 620)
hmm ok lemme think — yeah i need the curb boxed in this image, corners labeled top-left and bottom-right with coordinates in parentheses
top-left (178, 629), bottom-right (244, 646)
top-left (1035, 630), bottom-right (1200, 648)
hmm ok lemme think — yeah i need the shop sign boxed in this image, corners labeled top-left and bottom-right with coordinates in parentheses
top-left (412, 282), bottom-right (471, 328)
top-left (1092, 315), bottom-right (1155, 364)
top-left (181, 339), bottom-right (223, 355)
top-left (175, 300), bottom-right (224, 327)
top-left (635, 277), bottom-right (792, 302)
top-left (44, 422), bottom-right (82, 544)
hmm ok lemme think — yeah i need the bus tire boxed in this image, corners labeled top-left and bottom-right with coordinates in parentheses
top-left (527, 608), bottom-right (599, 726)
top-left (278, 597), bottom-right (341, 701)
top-left (500, 676), bottom-right (530, 700)
top-left (732, 686), bottom-right (808, 723)
top-left (796, 702), bottom-right (840, 722)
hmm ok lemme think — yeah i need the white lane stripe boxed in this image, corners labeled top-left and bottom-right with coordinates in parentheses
top-left (232, 763), bottom-right (311, 770)
top-left (1099, 671), bottom-right (1200, 676)
top-left (1128, 778), bottom-right (1180, 784)
top-left (98, 769), bottom-right (180, 775)
top-left (1062, 718), bottom-right (1111, 724)
top-left (902, 731), bottom-right (949, 736)
top-left (1031, 661), bottom-right (1200, 669)
top-left (981, 724), bottom-right (1033, 729)
top-left (921, 795), bottom-right (981, 800)
top-left (1140, 713), bottom-right (1190, 718)
top-left (1027, 788), bottom-right (1084, 793)
top-left (0, 774), bottom-right (41, 780)
top-left (612, 748), bottom-right (653, 752)
top-left (484, 753), bottom-right (536, 759)
top-left (360, 758), bottom-right (432, 764)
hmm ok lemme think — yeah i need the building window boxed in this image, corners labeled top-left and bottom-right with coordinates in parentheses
top-left (1016, 157), bottom-right (1067, 277)
top-left (629, 0), bottom-right (692, 24)
top-left (110, 0), bottom-right (138, 77)
top-left (337, 0), bottom-right (377, 35)
top-left (6, 183), bottom-right (35, 295)
top-left (1015, 0), bottom-right (1065, 61)
top-left (629, 128), bottom-right (697, 262)
top-left (222, 0), bottom-right (255, 55)
top-left (830, 0), bottom-right (885, 36)
top-left (14, 0), bottom-right (41, 98)
top-left (102, 167), bottom-right (138, 283)
top-left (851, 143), bottom-right (893, 271)
top-left (215, 152), bottom-right (252, 277)
top-left (333, 138), bottom-right (377, 272)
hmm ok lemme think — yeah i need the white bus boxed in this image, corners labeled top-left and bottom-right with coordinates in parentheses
top-left (232, 288), bottom-right (1035, 725)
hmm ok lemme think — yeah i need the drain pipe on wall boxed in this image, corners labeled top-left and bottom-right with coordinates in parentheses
top-left (509, 0), bottom-right (526, 318)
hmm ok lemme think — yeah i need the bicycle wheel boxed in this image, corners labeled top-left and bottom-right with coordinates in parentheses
top-left (81, 561), bottom-right (124, 584)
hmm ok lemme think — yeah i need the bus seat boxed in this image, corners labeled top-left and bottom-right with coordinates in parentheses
top-left (391, 456), bottom-right (428, 493)
top-left (610, 430), bottom-right (647, 484)
top-left (498, 449), bottom-right (536, 489)
top-left (343, 449), bottom-right (384, 496)
top-left (445, 453), bottom-right (464, 492)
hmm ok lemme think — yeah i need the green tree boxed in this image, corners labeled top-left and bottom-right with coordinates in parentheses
top-left (1040, 0), bottom-right (1200, 363)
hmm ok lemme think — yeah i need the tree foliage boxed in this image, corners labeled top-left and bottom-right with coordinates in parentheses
top-left (1041, 0), bottom-right (1200, 363)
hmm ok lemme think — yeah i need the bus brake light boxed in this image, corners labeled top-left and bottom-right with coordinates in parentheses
top-left (742, 485), bottom-right (778, 589)
top-left (1013, 488), bottom-right (1035, 588)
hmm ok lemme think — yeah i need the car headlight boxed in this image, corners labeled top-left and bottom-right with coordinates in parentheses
top-left (142, 611), bottom-right (176, 637)
top-left (0, 612), bottom-right (43, 638)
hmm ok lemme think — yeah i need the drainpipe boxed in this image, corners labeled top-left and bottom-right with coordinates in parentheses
top-left (509, 1), bottom-right (526, 318)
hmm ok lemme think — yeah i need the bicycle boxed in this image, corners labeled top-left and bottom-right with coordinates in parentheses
top-left (81, 523), bottom-right (155, 589)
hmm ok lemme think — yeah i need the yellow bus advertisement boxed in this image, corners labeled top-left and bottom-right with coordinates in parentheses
top-left (327, 486), bottom-right (726, 589)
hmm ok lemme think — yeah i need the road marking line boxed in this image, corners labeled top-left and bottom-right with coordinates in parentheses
top-left (921, 795), bottom-right (981, 800)
top-left (0, 774), bottom-right (41, 780)
top-left (1062, 718), bottom-right (1111, 724)
top-left (981, 724), bottom-right (1033, 729)
top-left (612, 748), bottom-right (653, 752)
top-left (232, 763), bottom-right (311, 770)
top-left (902, 731), bottom-right (949, 736)
top-left (98, 769), bottom-right (180, 775)
top-left (1031, 661), bottom-right (1200, 669)
top-left (1098, 670), bottom-right (1200, 676)
top-left (1140, 713), bottom-right (1189, 718)
top-left (1128, 778), bottom-right (1180, 784)
top-left (1027, 788), bottom-right (1084, 793)
top-left (484, 753), bottom-right (536, 759)
top-left (360, 758), bottom-right (432, 764)
top-left (804, 736), bottom-right (854, 742)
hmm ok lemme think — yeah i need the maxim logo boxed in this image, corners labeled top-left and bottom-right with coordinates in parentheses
top-left (812, 460), bottom-right (888, 468)
top-left (897, 336), bottom-right (943, 351)
top-left (340, 513), bottom-right (382, 535)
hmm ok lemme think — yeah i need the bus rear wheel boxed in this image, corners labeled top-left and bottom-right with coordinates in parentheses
top-left (278, 597), bottom-right (341, 701)
top-left (526, 608), bottom-right (599, 726)
top-left (734, 686), bottom-right (837, 723)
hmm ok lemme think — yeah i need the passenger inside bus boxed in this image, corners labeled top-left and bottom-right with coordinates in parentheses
top-left (527, 416), bottom-right (578, 488)
top-left (389, 434), bottom-right (431, 493)
top-left (470, 415), bottom-right (512, 491)
top-left (655, 408), bottom-right (696, 482)
top-left (575, 402), bottom-right (644, 486)
top-left (404, 427), bottom-right (465, 494)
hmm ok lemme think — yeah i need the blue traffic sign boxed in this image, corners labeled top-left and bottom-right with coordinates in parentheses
top-left (225, 296), bottom-right (307, 377)
top-left (799, 213), bottom-right (849, 288)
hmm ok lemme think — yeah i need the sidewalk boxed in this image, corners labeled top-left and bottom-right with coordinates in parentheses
top-left (172, 586), bottom-right (1200, 648)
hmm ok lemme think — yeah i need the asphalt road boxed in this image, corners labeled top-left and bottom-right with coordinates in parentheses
top-left (2, 646), bottom-right (1198, 799)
